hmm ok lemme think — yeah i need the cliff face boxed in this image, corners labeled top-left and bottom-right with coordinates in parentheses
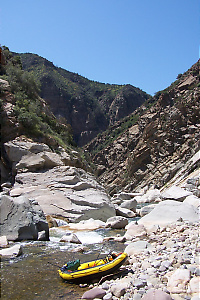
top-left (86, 60), bottom-right (200, 194)
top-left (18, 53), bottom-right (149, 146)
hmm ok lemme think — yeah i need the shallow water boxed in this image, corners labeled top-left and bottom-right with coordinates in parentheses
top-left (1, 228), bottom-right (126, 299)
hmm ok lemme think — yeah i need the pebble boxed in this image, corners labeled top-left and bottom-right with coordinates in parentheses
top-left (97, 221), bottom-right (199, 300)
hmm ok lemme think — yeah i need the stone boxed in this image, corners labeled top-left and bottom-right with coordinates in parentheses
top-left (16, 153), bottom-right (45, 171)
top-left (161, 186), bottom-right (192, 201)
top-left (188, 277), bottom-right (200, 295)
top-left (38, 231), bottom-right (48, 241)
top-left (40, 151), bottom-right (64, 168)
top-left (183, 195), bottom-right (200, 208)
top-left (105, 216), bottom-right (128, 229)
top-left (110, 283), bottom-right (127, 298)
top-left (116, 206), bottom-right (136, 218)
top-left (103, 292), bottom-right (113, 300)
top-left (0, 244), bottom-right (23, 257)
top-left (60, 233), bottom-right (82, 244)
top-left (101, 282), bottom-right (109, 290)
top-left (46, 215), bottom-right (58, 228)
top-left (0, 236), bottom-right (9, 247)
top-left (125, 223), bottom-right (147, 240)
top-left (167, 268), bottom-right (191, 293)
top-left (0, 78), bottom-right (10, 91)
top-left (135, 189), bottom-right (161, 203)
top-left (140, 204), bottom-right (157, 217)
top-left (141, 289), bottom-right (172, 299)
top-left (81, 287), bottom-right (106, 299)
top-left (0, 194), bottom-right (49, 241)
top-left (134, 294), bottom-right (142, 300)
top-left (120, 199), bottom-right (137, 212)
top-left (134, 279), bottom-right (147, 288)
top-left (125, 241), bottom-right (150, 256)
top-left (4, 139), bottom-right (116, 222)
top-left (114, 192), bottom-right (132, 201)
top-left (68, 218), bottom-right (105, 230)
top-left (138, 200), bottom-right (199, 229)
top-left (4, 138), bottom-right (51, 164)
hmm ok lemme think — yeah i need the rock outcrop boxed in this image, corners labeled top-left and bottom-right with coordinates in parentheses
top-left (86, 60), bottom-right (200, 195)
top-left (2, 137), bottom-right (115, 223)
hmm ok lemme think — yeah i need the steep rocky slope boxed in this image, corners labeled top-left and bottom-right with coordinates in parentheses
top-left (86, 60), bottom-right (200, 194)
top-left (17, 52), bottom-right (149, 145)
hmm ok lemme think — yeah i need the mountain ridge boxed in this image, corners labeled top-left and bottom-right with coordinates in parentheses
top-left (17, 52), bottom-right (149, 145)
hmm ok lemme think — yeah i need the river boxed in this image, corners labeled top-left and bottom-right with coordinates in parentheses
top-left (1, 227), bottom-right (126, 299)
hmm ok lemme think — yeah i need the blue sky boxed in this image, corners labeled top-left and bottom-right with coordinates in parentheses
top-left (0, 0), bottom-right (199, 95)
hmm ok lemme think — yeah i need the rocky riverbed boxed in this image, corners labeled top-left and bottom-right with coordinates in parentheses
top-left (82, 220), bottom-right (199, 300)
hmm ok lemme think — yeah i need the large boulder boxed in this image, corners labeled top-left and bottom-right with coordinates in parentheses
top-left (138, 200), bottom-right (199, 229)
top-left (4, 138), bottom-right (50, 169)
top-left (161, 185), bottom-right (192, 201)
top-left (10, 166), bottom-right (115, 222)
top-left (0, 194), bottom-right (49, 241)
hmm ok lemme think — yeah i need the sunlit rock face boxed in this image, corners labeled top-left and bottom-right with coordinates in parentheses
top-left (2, 138), bottom-right (116, 223)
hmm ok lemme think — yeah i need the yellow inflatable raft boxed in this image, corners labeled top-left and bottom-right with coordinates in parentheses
top-left (58, 252), bottom-right (127, 283)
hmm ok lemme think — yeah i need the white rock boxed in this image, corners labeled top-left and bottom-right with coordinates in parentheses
top-left (110, 282), bottom-right (128, 298)
top-left (81, 287), bottom-right (106, 299)
top-left (162, 185), bottom-right (192, 201)
top-left (135, 189), bottom-right (161, 203)
top-left (125, 241), bottom-right (150, 256)
top-left (11, 166), bottom-right (116, 222)
top-left (60, 233), bottom-right (81, 244)
top-left (188, 276), bottom-right (200, 295)
top-left (183, 195), bottom-right (200, 208)
top-left (0, 236), bottom-right (9, 247)
top-left (114, 193), bottom-right (132, 200)
top-left (167, 268), bottom-right (191, 293)
top-left (0, 244), bottom-right (23, 257)
top-left (138, 200), bottom-right (199, 229)
top-left (68, 218), bottom-right (105, 230)
top-left (141, 289), bottom-right (172, 300)
top-left (103, 292), bottom-right (113, 300)
top-left (1, 194), bottom-right (49, 241)
top-left (125, 223), bottom-right (147, 240)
